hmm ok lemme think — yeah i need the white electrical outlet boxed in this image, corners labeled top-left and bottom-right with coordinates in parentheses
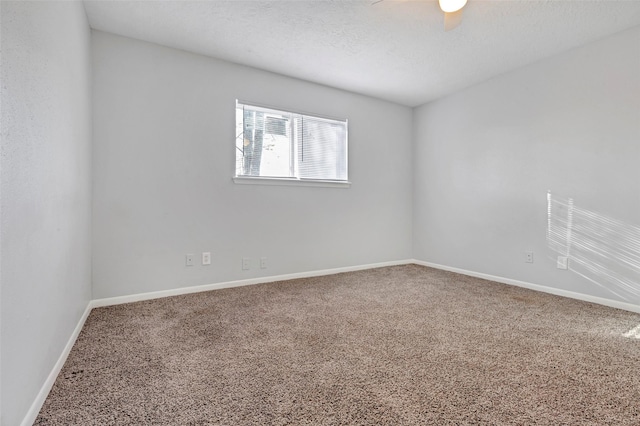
top-left (525, 251), bottom-right (534, 263)
top-left (202, 252), bottom-right (211, 265)
top-left (242, 257), bottom-right (251, 270)
top-left (557, 256), bottom-right (568, 270)
top-left (260, 257), bottom-right (268, 269)
top-left (185, 254), bottom-right (195, 266)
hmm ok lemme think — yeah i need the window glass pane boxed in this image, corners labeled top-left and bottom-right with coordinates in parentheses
top-left (259, 112), bottom-right (292, 177)
top-left (235, 106), bottom-right (244, 175)
top-left (236, 106), bottom-right (293, 178)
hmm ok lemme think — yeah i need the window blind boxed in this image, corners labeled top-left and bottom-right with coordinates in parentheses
top-left (235, 101), bottom-right (348, 182)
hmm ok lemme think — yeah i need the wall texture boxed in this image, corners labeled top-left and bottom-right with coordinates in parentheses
top-left (413, 26), bottom-right (640, 306)
top-left (91, 31), bottom-right (413, 299)
top-left (0, 2), bottom-right (93, 425)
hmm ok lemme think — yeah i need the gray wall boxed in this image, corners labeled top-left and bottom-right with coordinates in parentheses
top-left (0, 2), bottom-right (93, 425)
top-left (413, 26), bottom-right (640, 305)
top-left (91, 31), bottom-right (413, 299)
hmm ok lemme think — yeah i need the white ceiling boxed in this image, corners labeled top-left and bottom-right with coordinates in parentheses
top-left (83, 0), bottom-right (640, 107)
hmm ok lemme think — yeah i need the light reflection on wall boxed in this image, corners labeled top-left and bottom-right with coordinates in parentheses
top-left (547, 191), bottom-right (640, 302)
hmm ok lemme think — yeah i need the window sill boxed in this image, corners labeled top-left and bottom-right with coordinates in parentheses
top-left (233, 176), bottom-right (351, 188)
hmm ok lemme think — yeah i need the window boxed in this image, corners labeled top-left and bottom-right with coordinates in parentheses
top-left (234, 101), bottom-right (349, 187)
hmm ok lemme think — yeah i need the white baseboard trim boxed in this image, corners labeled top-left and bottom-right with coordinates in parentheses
top-left (20, 302), bottom-right (94, 426)
top-left (92, 259), bottom-right (414, 308)
top-left (412, 259), bottom-right (640, 314)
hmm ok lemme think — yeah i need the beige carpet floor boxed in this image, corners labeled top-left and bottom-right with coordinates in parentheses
top-left (35, 265), bottom-right (640, 425)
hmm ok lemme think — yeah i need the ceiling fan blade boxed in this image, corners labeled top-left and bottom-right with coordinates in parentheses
top-left (444, 9), bottom-right (463, 31)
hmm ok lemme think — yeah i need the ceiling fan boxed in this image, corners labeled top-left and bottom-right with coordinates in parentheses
top-left (372, 0), bottom-right (468, 32)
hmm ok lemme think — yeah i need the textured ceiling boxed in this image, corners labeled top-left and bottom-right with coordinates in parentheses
top-left (83, 0), bottom-right (640, 107)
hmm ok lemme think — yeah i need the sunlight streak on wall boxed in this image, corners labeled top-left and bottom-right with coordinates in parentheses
top-left (547, 192), bottom-right (640, 302)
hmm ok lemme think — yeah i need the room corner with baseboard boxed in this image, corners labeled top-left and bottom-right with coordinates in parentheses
top-left (411, 25), bottom-right (640, 313)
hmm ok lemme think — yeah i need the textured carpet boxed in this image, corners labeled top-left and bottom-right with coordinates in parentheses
top-left (36, 265), bottom-right (640, 425)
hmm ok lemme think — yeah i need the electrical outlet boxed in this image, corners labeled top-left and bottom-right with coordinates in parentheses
top-left (185, 254), bottom-right (195, 266)
top-left (525, 251), bottom-right (534, 263)
top-left (202, 252), bottom-right (211, 265)
top-left (557, 256), bottom-right (568, 270)
top-left (260, 257), bottom-right (268, 269)
top-left (242, 257), bottom-right (251, 270)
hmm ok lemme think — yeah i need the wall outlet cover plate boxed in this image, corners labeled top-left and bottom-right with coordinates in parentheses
top-left (242, 257), bottom-right (251, 270)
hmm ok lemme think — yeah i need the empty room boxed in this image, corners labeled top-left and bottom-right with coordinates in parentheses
top-left (1, 0), bottom-right (640, 424)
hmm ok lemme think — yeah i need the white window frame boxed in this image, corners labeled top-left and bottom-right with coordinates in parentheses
top-left (233, 100), bottom-right (351, 188)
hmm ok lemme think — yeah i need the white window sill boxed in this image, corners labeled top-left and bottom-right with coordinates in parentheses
top-left (233, 176), bottom-right (351, 188)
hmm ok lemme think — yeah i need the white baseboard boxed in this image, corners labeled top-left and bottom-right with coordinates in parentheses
top-left (412, 259), bottom-right (640, 314)
top-left (20, 302), bottom-right (93, 426)
top-left (92, 259), bottom-right (414, 308)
